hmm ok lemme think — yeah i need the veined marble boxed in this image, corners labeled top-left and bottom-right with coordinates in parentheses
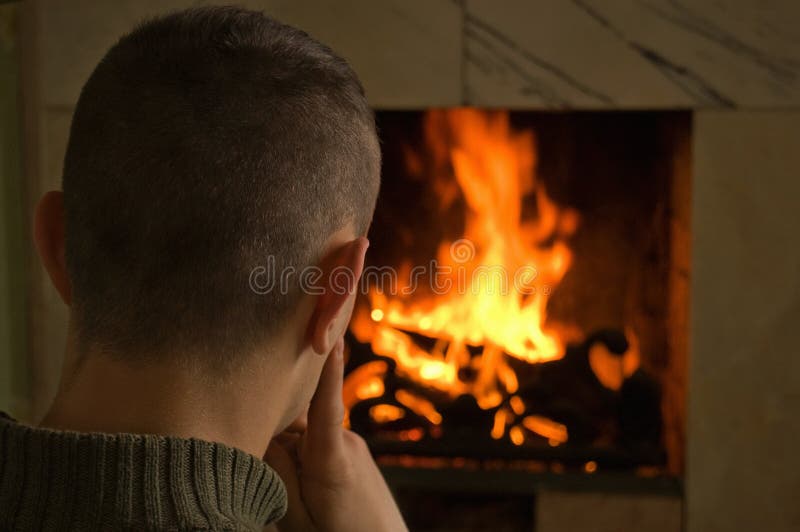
top-left (465, 0), bottom-right (800, 108)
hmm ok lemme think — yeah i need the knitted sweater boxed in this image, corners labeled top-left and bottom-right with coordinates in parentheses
top-left (0, 413), bottom-right (287, 530)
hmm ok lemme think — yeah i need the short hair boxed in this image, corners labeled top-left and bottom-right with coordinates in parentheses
top-left (62, 6), bottom-right (380, 365)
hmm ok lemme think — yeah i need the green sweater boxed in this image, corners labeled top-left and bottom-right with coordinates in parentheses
top-left (0, 413), bottom-right (287, 530)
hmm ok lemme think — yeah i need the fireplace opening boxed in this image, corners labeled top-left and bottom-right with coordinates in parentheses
top-left (344, 109), bottom-right (690, 480)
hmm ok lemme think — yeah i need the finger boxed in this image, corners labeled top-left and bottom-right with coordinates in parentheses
top-left (263, 441), bottom-right (315, 531)
top-left (304, 337), bottom-right (346, 456)
top-left (274, 431), bottom-right (302, 452)
top-left (284, 410), bottom-right (308, 434)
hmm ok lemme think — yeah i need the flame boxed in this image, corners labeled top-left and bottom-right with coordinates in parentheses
top-left (345, 110), bottom-right (589, 447)
top-left (351, 109), bottom-right (579, 413)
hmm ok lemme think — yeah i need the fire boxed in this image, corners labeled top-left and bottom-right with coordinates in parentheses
top-left (350, 109), bottom-right (580, 428)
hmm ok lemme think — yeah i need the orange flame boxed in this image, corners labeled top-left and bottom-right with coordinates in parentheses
top-left (351, 109), bottom-right (579, 414)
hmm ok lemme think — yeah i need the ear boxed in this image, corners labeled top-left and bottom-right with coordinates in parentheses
top-left (34, 191), bottom-right (71, 305)
top-left (309, 236), bottom-right (369, 355)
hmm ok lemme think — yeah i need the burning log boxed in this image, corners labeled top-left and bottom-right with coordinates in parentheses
top-left (344, 326), bottom-right (665, 468)
top-left (341, 109), bottom-right (668, 469)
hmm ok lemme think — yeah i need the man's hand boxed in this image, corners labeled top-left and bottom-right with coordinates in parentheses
top-left (264, 338), bottom-right (407, 532)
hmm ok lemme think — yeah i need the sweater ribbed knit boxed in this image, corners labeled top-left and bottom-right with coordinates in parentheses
top-left (0, 413), bottom-right (287, 531)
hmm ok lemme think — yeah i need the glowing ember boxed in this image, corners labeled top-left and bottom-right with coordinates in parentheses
top-left (522, 415), bottom-right (568, 444)
top-left (491, 408), bottom-right (510, 440)
top-left (509, 396), bottom-right (526, 416)
top-left (395, 390), bottom-right (442, 425)
top-left (369, 404), bottom-right (406, 423)
top-left (589, 327), bottom-right (641, 391)
top-left (342, 360), bottom-right (388, 428)
top-left (509, 426), bottom-right (525, 446)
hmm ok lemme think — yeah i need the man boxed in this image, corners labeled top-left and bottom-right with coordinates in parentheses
top-left (0, 6), bottom-right (406, 531)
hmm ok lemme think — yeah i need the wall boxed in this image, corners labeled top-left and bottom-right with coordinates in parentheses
top-left (0, 2), bottom-right (29, 419)
top-left (690, 111), bottom-right (800, 532)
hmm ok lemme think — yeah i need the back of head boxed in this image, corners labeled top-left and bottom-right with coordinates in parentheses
top-left (62, 6), bottom-right (380, 365)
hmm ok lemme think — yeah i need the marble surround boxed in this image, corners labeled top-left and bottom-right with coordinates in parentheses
top-left (33, 1), bottom-right (800, 110)
top-left (19, 2), bottom-right (800, 532)
top-left (466, 0), bottom-right (800, 108)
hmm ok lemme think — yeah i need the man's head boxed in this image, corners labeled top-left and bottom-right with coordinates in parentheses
top-left (36, 7), bottom-right (380, 371)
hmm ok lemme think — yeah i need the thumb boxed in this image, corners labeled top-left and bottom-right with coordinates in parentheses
top-left (264, 440), bottom-right (315, 531)
top-left (304, 337), bottom-right (346, 460)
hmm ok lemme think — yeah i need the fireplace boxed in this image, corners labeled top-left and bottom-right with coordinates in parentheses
top-left (342, 108), bottom-right (690, 526)
top-left (20, 3), bottom-right (799, 531)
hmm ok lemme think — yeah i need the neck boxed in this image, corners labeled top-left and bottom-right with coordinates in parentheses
top-left (40, 345), bottom-right (288, 459)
